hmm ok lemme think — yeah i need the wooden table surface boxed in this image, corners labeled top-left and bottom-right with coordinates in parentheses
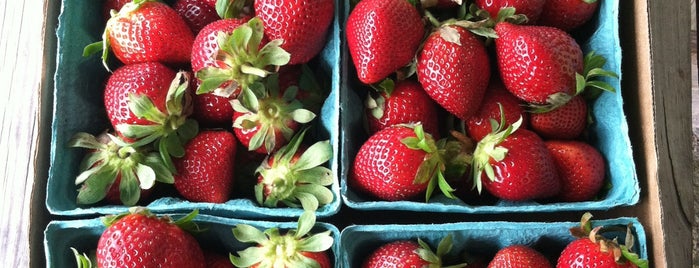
top-left (0, 0), bottom-right (695, 267)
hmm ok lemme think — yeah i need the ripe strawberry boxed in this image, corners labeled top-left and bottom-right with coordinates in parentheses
top-left (530, 95), bottom-right (587, 140)
top-left (494, 22), bottom-right (583, 105)
top-left (174, 0), bottom-right (220, 34)
top-left (173, 130), bottom-right (237, 203)
top-left (346, 0), bottom-right (425, 84)
top-left (474, 0), bottom-right (546, 24)
top-left (350, 124), bottom-right (465, 201)
top-left (230, 211), bottom-right (334, 268)
top-left (254, 0), bottom-right (334, 65)
top-left (232, 74), bottom-right (316, 154)
top-left (104, 62), bottom-right (199, 172)
top-left (538, 0), bottom-right (600, 32)
top-left (466, 80), bottom-right (528, 142)
top-left (417, 25), bottom-right (491, 121)
top-left (365, 79), bottom-right (440, 136)
top-left (68, 132), bottom-right (173, 206)
top-left (545, 140), bottom-right (605, 202)
top-left (255, 130), bottom-right (333, 210)
top-left (363, 235), bottom-right (465, 268)
top-left (95, 208), bottom-right (206, 268)
top-left (487, 245), bottom-right (552, 268)
top-left (85, 0), bottom-right (195, 70)
top-left (472, 118), bottom-right (561, 201)
top-left (557, 213), bottom-right (648, 268)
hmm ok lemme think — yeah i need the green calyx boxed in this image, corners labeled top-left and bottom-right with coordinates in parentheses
top-left (416, 235), bottom-right (468, 268)
top-left (116, 71), bottom-right (199, 173)
top-left (365, 78), bottom-right (395, 120)
top-left (471, 106), bottom-right (523, 193)
top-left (69, 132), bottom-right (174, 206)
top-left (215, 0), bottom-right (252, 19)
top-left (431, 5), bottom-right (527, 41)
top-left (101, 207), bottom-right (203, 233)
top-left (255, 129), bottom-right (334, 211)
top-left (230, 211), bottom-right (334, 268)
top-left (400, 124), bottom-right (460, 202)
top-left (71, 248), bottom-right (95, 268)
top-left (196, 17), bottom-right (291, 97)
top-left (568, 213), bottom-right (649, 268)
top-left (233, 75), bottom-right (316, 152)
top-left (576, 51), bottom-right (619, 100)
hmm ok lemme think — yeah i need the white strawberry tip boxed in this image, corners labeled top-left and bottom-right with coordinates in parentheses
top-left (230, 211), bottom-right (333, 267)
top-left (255, 129), bottom-right (334, 211)
top-left (471, 110), bottom-right (523, 194)
top-left (68, 132), bottom-right (174, 206)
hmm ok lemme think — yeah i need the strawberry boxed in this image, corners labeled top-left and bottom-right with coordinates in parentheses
top-left (557, 213), bottom-right (649, 268)
top-left (466, 80), bottom-right (529, 142)
top-left (473, 0), bottom-right (546, 24)
top-left (230, 211), bottom-right (334, 268)
top-left (85, 0), bottom-right (195, 70)
top-left (350, 124), bottom-right (466, 201)
top-left (362, 235), bottom-right (466, 268)
top-left (365, 79), bottom-right (440, 136)
top-left (173, 130), bottom-right (237, 203)
top-left (530, 95), bottom-right (587, 140)
top-left (68, 132), bottom-right (173, 206)
top-left (174, 0), bottom-right (220, 34)
top-left (232, 74), bottom-right (316, 154)
top-left (545, 140), bottom-right (605, 202)
top-left (417, 25), bottom-right (491, 121)
top-left (487, 245), bottom-right (552, 268)
top-left (103, 62), bottom-right (199, 172)
top-left (494, 22), bottom-right (583, 106)
top-left (538, 0), bottom-right (600, 32)
top-left (255, 130), bottom-right (334, 211)
top-left (95, 208), bottom-right (206, 268)
top-left (346, 0), bottom-right (425, 84)
top-left (254, 0), bottom-right (335, 65)
top-left (472, 117), bottom-right (561, 201)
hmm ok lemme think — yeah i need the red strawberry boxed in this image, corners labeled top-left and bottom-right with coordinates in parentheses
top-left (538, 0), bottom-right (600, 32)
top-left (95, 208), bottom-right (206, 268)
top-left (546, 140), bottom-right (605, 202)
top-left (68, 132), bottom-right (173, 206)
top-left (363, 235), bottom-right (464, 268)
top-left (494, 22), bottom-right (583, 105)
top-left (350, 124), bottom-right (465, 201)
top-left (474, 0), bottom-right (546, 23)
top-left (417, 25), bottom-right (491, 121)
top-left (530, 95), bottom-right (587, 140)
top-left (230, 211), bottom-right (334, 268)
top-left (174, 0), bottom-right (220, 34)
top-left (365, 79), bottom-right (440, 136)
top-left (557, 213), bottom-right (648, 268)
top-left (86, 0), bottom-right (195, 69)
top-left (488, 245), bottom-right (552, 268)
top-left (254, 0), bottom-right (334, 65)
top-left (472, 118), bottom-right (561, 201)
top-left (255, 130), bottom-right (334, 210)
top-left (204, 251), bottom-right (235, 268)
top-left (466, 80), bottom-right (529, 142)
top-left (173, 130), bottom-right (237, 203)
top-left (346, 0), bottom-right (425, 84)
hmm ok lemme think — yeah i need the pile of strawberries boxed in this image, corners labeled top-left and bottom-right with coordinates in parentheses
top-left (70, 0), bottom-right (336, 212)
top-left (346, 0), bottom-right (619, 204)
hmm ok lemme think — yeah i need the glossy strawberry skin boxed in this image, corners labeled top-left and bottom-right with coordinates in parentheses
top-left (108, 1), bottom-right (195, 65)
top-left (254, 0), bottom-right (334, 65)
top-left (174, 130), bottom-right (237, 203)
top-left (481, 129), bottom-right (561, 201)
top-left (300, 252), bottom-right (332, 268)
top-left (366, 80), bottom-right (440, 136)
top-left (530, 95), bottom-right (587, 139)
top-left (488, 245), bottom-right (552, 268)
top-left (474, 0), bottom-right (546, 24)
top-left (346, 0), bottom-right (425, 84)
top-left (557, 239), bottom-right (637, 268)
top-left (417, 26), bottom-right (491, 121)
top-left (362, 240), bottom-right (430, 268)
top-left (546, 140), bottom-right (605, 202)
top-left (350, 125), bottom-right (431, 201)
top-left (174, 0), bottom-right (220, 34)
top-left (538, 0), bottom-right (600, 32)
top-left (466, 80), bottom-right (529, 141)
top-left (104, 62), bottom-right (177, 138)
top-left (96, 213), bottom-right (206, 268)
top-left (495, 22), bottom-right (583, 104)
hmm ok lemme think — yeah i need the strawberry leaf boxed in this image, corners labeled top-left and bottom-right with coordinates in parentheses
top-left (291, 109), bottom-right (316, 124)
top-left (118, 168), bottom-right (141, 206)
top-left (296, 167), bottom-right (333, 185)
top-left (232, 224), bottom-right (268, 244)
top-left (296, 192), bottom-right (320, 211)
top-left (294, 140), bottom-right (332, 171)
top-left (296, 210), bottom-right (316, 238)
top-left (71, 248), bottom-right (94, 268)
top-left (76, 167), bottom-right (117, 205)
top-left (230, 246), bottom-right (265, 267)
top-left (143, 154), bottom-right (174, 184)
top-left (135, 163), bottom-right (156, 189)
top-left (128, 94), bottom-right (167, 125)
